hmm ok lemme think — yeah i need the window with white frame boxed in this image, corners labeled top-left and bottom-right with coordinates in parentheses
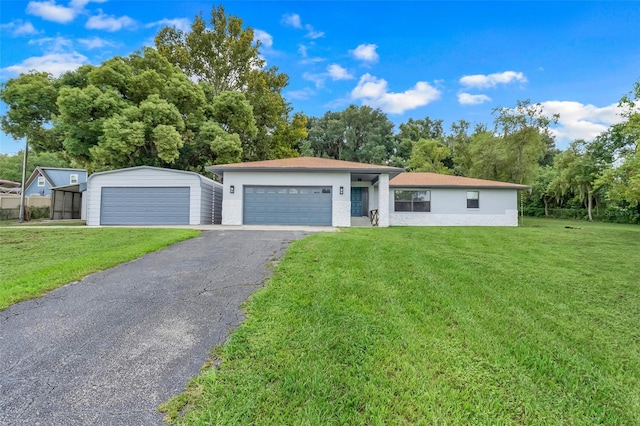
top-left (37, 176), bottom-right (46, 187)
top-left (467, 191), bottom-right (479, 208)
top-left (70, 174), bottom-right (79, 184)
top-left (394, 190), bottom-right (431, 212)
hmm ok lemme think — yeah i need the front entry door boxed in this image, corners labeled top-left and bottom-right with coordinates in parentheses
top-left (351, 187), bottom-right (362, 216)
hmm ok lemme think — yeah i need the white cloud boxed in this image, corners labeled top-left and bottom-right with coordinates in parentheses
top-left (28, 36), bottom-right (73, 51)
top-left (351, 73), bottom-right (441, 114)
top-left (303, 72), bottom-right (325, 89)
top-left (300, 57), bottom-right (326, 65)
top-left (253, 29), bottom-right (273, 49)
top-left (458, 93), bottom-right (492, 105)
top-left (327, 64), bottom-right (353, 81)
top-left (77, 36), bottom-right (115, 49)
top-left (0, 20), bottom-right (40, 36)
top-left (287, 87), bottom-right (316, 100)
top-left (302, 65), bottom-right (353, 88)
top-left (25, 0), bottom-right (104, 24)
top-left (26, 0), bottom-right (76, 23)
top-left (305, 25), bottom-right (324, 39)
top-left (69, 0), bottom-right (106, 8)
top-left (145, 18), bottom-right (191, 33)
top-left (540, 101), bottom-right (626, 144)
top-left (350, 44), bottom-right (379, 63)
top-left (86, 10), bottom-right (136, 32)
top-left (281, 13), bottom-right (302, 29)
top-left (460, 71), bottom-right (527, 89)
top-left (281, 13), bottom-right (324, 39)
top-left (1, 52), bottom-right (89, 77)
top-left (298, 44), bottom-right (308, 57)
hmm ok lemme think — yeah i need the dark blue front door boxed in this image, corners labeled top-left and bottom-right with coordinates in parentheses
top-left (351, 187), bottom-right (362, 216)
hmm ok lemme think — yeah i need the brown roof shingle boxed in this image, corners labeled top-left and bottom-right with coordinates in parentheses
top-left (390, 172), bottom-right (530, 189)
top-left (207, 157), bottom-right (404, 174)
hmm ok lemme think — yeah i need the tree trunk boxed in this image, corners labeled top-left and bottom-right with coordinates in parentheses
top-left (587, 189), bottom-right (593, 222)
top-left (543, 197), bottom-right (549, 216)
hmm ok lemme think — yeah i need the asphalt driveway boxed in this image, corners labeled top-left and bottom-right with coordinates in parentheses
top-left (0, 230), bottom-right (307, 425)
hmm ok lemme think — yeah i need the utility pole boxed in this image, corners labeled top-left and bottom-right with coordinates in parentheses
top-left (19, 137), bottom-right (28, 222)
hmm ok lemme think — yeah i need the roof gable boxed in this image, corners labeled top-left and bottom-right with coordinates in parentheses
top-left (390, 172), bottom-right (531, 189)
top-left (24, 167), bottom-right (87, 189)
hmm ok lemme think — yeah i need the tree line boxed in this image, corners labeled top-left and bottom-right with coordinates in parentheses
top-left (1, 5), bottom-right (638, 223)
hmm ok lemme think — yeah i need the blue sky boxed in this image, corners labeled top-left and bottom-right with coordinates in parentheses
top-left (1, 1), bottom-right (639, 154)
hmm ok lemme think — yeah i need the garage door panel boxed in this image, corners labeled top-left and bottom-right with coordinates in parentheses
top-left (101, 187), bottom-right (190, 225)
top-left (243, 186), bottom-right (332, 225)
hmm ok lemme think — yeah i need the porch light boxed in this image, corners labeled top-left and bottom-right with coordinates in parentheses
top-left (340, 186), bottom-right (344, 195)
top-left (230, 185), bottom-right (235, 194)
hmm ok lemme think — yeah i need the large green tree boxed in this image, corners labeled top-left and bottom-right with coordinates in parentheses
top-left (550, 140), bottom-right (601, 221)
top-left (492, 99), bottom-right (558, 184)
top-left (0, 72), bottom-right (59, 153)
top-left (596, 81), bottom-right (640, 206)
top-left (407, 139), bottom-right (453, 174)
top-left (466, 130), bottom-right (507, 181)
top-left (55, 48), bottom-right (247, 172)
top-left (155, 4), bottom-right (305, 161)
top-left (342, 105), bottom-right (394, 164)
top-left (391, 116), bottom-right (447, 167)
top-left (528, 165), bottom-right (559, 216)
top-left (304, 111), bottom-right (348, 159)
top-left (303, 105), bottom-right (394, 164)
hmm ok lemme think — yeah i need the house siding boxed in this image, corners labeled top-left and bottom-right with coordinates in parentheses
top-left (199, 179), bottom-right (214, 225)
top-left (24, 176), bottom-right (52, 196)
top-left (212, 182), bottom-right (223, 224)
top-left (220, 171), bottom-right (351, 226)
top-left (389, 188), bottom-right (519, 226)
top-left (86, 167), bottom-right (211, 226)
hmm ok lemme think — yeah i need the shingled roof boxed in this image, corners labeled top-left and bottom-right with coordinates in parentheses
top-left (207, 157), bottom-right (404, 176)
top-left (390, 172), bottom-right (530, 189)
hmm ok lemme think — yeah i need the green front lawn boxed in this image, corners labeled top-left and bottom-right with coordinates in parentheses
top-left (165, 219), bottom-right (640, 425)
top-left (0, 228), bottom-right (199, 310)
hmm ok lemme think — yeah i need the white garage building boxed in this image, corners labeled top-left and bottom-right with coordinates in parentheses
top-left (85, 166), bottom-right (221, 226)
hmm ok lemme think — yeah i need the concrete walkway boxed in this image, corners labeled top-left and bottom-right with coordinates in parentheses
top-left (7, 224), bottom-right (340, 232)
top-left (0, 230), bottom-right (308, 425)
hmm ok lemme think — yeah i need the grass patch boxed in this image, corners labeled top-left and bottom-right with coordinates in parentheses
top-left (166, 219), bottom-right (640, 425)
top-left (0, 219), bottom-right (86, 227)
top-left (0, 228), bottom-right (199, 310)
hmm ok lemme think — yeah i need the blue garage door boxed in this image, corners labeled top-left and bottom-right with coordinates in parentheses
top-left (100, 187), bottom-right (190, 225)
top-left (243, 186), bottom-right (332, 225)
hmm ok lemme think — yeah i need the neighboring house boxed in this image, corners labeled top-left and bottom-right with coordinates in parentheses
top-left (207, 157), bottom-right (530, 227)
top-left (389, 173), bottom-right (530, 226)
top-left (24, 167), bottom-right (87, 196)
top-left (84, 166), bottom-right (221, 226)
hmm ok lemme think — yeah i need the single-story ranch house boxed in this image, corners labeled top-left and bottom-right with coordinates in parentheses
top-left (207, 157), bottom-right (530, 227)
top-left (81, 158), bottom-right (529, 227)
